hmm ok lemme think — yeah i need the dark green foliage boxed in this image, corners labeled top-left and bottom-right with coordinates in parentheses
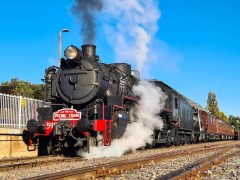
top-left (0, 78), bottom-right (44, 100)
top-left (31, 84), bottom-right (45, 100)
top-left (229, 115), bottom-right (240, 130)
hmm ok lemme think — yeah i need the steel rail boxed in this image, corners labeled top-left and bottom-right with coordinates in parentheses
top-left (24, 143), bottom-right (239, 180)
top-left (0, 156), bottom-right (48, 164)
top-left (156, 145), bottom-right (240, 180)
top-left (0, 141), bottom-right (232, 172)
top-left (0, 156), bottom-right (83, 172)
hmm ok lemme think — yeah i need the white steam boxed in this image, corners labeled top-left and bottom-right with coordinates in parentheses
top-left (81, 0), bottom-right (173, 159)
top-left (83, 81), bottom-right (167, 158)
top-left (100, 0), bottom-right (182, 77)
top-left (102, 0), bottom-right (160, 72)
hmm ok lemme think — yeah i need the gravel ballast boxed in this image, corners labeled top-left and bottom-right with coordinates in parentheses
top-left (0, 141), bottom-right (236, 179)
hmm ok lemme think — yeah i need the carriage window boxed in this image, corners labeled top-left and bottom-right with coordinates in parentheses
top-left (175, 97), bottom-right (178, 109)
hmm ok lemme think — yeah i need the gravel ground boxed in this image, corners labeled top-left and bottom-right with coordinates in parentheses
top-left (202, 154), bottom-right (240, 180)
top-left (108, 147), bottom-right (239, 180)
top-left (0, 141), bottom-right (236, 179)
top-left (107, 151), bottom-right (220, 180)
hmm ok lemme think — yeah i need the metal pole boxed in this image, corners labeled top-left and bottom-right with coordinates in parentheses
top-left (58, 30), bottom-right (62, 67)
top-left (58, 29), bottom-right (70, 67)
top-left (18, 96), bottom-right (22, 129)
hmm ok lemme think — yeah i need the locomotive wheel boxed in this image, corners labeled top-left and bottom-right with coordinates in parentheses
top-left (146, 141), bottom-right (155, 149)
top-left (174, 131), bottom-right (181, 145)
top-left (47, 136), bottom-right (61, 155)
top-left (62, 137), bottom-right (84, 157)
top-left (174, 137), bottom-right (181, 145)
top-left (112, 122), bottom-right (119, 139)
top-left (38, 136), bottom-right (62, 156)
top-left (87, 136), bottom-right (97, 153)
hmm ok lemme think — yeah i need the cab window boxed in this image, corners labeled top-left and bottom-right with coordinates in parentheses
top-left (175, 97), bottom-right (178, 109)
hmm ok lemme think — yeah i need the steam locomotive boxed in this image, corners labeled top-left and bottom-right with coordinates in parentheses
top-left (23, 44), bottom-right (139, 156)
top-left (22, 44), bottom-right (239, 156)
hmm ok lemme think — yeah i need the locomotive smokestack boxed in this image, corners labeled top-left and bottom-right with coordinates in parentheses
top-left (81, 44), bottom-right (96, 58)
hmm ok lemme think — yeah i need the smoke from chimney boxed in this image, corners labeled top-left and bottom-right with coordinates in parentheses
top-left (71, 0), bottom-right (103, 44)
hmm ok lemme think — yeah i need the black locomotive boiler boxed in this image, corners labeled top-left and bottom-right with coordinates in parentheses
top-left (23, 44), bottom-right (139, 156)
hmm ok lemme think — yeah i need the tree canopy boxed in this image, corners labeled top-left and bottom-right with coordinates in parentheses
top-left (218, 111), bottom-right (229, 124)
top-left (0, 78), bottom-right (44, 100)
top-left (206, 92), bottom-right (231, 125)
top-left (207, 92), bottom-right (219, 115)
top-left (229, 115), bottom-right (240, 130)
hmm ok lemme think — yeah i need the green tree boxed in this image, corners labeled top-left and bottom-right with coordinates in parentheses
top-left (0, 78), bottom-right (44, 100)
top-left (207, 92), bottom-right (219, 116)
top-left (32, 84), bottom-right (44, 100)
top-left (219, 111), bottom-right (229, 124)
top-left (206, 92), bottom-right (231, 124)
top-left (229, 115), bottom-right (240, 130)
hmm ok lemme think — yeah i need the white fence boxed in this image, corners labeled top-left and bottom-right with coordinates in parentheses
top-left (0, 93), bottom-right (44, 129)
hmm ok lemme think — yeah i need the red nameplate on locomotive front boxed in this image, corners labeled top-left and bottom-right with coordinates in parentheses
top-left (53, 108), bottom-right (81, 120)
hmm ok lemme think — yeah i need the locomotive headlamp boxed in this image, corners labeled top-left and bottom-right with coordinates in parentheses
top-left (64, 46), bottom-right (78, 60)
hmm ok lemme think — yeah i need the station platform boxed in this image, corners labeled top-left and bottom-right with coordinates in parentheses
top-left (0, 128), bottom-right (37, 158)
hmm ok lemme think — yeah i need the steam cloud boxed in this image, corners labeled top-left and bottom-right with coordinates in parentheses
top-left (101, 0), bottom-right (161, 73)
top-left (83, 81), bottom-right (167, 158)
top-left (72, 0), bottom-right (103, 44)
top-left (70, 0), bottom-right (170, 158)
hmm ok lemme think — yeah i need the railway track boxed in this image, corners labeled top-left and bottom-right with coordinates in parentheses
top-left (21, 141), bottom-right (239, 180)
top-left (0, 141), bottom-right (231, 173)
top-left (0, 141), bottom-right (232, 172)
top-left (201, 153), bottom-right (240, 179)
top-left (0, 156), bottom-right (83, 172)
top-left (0, 155), bottom-right (51, 164)
top-left (157, 144), bottom-right (240, 179)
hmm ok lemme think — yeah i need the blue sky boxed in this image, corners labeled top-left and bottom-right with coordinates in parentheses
top-left (0, 0), bottom-right (239, 116)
